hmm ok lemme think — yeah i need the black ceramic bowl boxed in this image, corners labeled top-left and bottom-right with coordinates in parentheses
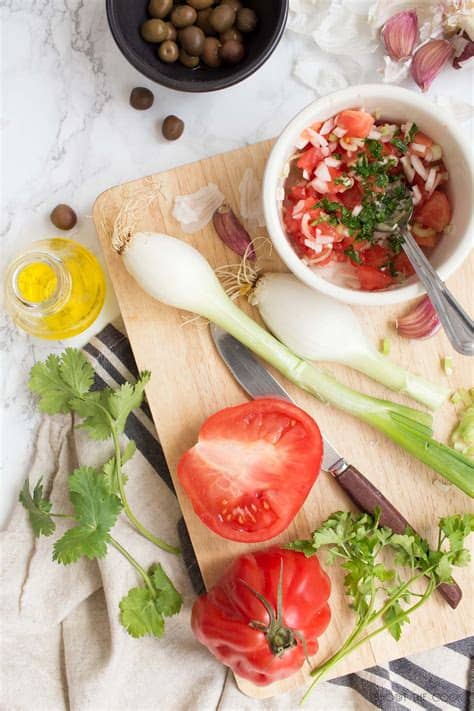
top-left (106, 0), bottom-right (289, 93)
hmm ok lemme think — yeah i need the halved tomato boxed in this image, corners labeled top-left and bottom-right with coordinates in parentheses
top-left (177, 399), bottom-right (323, 542)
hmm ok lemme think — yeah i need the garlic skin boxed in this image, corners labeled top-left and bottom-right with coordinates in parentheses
top-left (382, 10), bottom-right (419, 60)
top-left (411, 39), bottom-right (454, 91)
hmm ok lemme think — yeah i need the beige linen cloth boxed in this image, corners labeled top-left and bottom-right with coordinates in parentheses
top-left (1, 323), bottom-right (471, 711)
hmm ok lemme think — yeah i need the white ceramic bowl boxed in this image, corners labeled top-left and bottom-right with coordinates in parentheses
top-left (263, 84), bottom-right (473, 305)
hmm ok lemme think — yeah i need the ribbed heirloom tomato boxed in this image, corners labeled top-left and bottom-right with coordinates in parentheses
top-left (192, 547), bottom-right (331, 685)
top-left (177, 398), bottom-right (323, 542)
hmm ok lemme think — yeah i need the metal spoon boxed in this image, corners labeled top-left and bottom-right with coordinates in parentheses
top-left (376, 190), bottom-right (474, 357)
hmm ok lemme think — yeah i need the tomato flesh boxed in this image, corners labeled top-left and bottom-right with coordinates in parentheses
top-left (415, 190), bottom-right (451, 232)
top-left (357, 265), bottom-right (393, 290)
top-left (177, 398), bottom-right (323, 542)
top-left (192, 547), bottom-right (331, 685)
top-left (335, 110), bottom-right (374, 138)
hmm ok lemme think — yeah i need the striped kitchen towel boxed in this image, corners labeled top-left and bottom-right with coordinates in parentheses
top-left (83, 320), bottom-right (473, 711)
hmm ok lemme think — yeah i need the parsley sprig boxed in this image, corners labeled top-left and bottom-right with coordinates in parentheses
top-left (20, 349), bottom-right (182, 639)
top-left (289, 510), bottom-right (473, 702)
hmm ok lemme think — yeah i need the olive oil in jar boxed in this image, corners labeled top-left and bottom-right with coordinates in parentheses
top-left (5, 238), bottom-right (106, 339)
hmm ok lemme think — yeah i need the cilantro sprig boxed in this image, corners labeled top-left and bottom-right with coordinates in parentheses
top-left (28, 349), bottom-right (178, 554)
top-left (20, 349), bottom-right (182, 639)
top-left (289, 510), bottom-right (473, 702)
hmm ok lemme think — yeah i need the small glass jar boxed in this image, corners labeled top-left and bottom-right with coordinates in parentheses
top-left (5, 238), bottom-right (106, 339)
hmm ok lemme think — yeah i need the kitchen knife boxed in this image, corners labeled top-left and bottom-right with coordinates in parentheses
top-left (210, 323), bottom-right (462, 610)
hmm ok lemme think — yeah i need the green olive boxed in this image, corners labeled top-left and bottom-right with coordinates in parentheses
top-left (129, 87), bottom-right (154, 110)
top-left (201, 36), bottom-right (222, 67)
top-left (236, 7), bottom-right (258, 32)
top-left (179, 48), bottom-right (200, 67)
top-left (187, 0), bottom-right (214, 8)
top-left (147, 0), bottom-right (173, 19)
top-left (219, 38), bottom-right (245, 64)
top-left (170, 4), bottom-right (197, 28)
top-left (164, 21), bottom-right (177, 41)
top-left (209, 5), bottom-right (236, 32)
top-left (220, 0), bottom-right (242, 10)
top-left (179, 25), bottom-right (205, 55)
top-left (158, 39), bottom-right (179, 62)
top-left (219, 27), bottom-right (242, 43)
top-left (196, 8), bottom-right (215, 35)
top-left (162, 115), bottom-right (185, 141)
top-left (141, 18), bottom-right (168, 43)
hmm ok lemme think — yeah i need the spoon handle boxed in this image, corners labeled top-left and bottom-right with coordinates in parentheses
top-left (402, 228), bottom-right (474, 356)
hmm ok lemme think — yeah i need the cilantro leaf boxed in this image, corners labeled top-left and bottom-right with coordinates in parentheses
top-left (59, 349), bottom-right (95, 396)
top-left (53, 467), bottom-right (122, 564)
top-left (383, 601), bottom-right (409, 641)
top-left (119, 587), bottom-right (165, 639)
top-left (105, 372), bottom-right (151, 435)
top-left (71, 391), bottom-right (112, 440)
top-left (150, 564), bottom-right (183, 617)
top-left (344, 246), bottom-right (362, 264)
top-left (29, 355), bottom-right (74, 414)
top-left (391, 137), bottom-right (408, 153)
top-left (19, 478), bottom-right (55, 537)
top-left (287, 539), bottom-right (317, 557)
top-left (29, 351), bottom-right (95, 414)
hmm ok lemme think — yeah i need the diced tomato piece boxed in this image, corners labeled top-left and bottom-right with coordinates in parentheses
top-left (288, 184), bottom-right (307, 202)
top-left (356, 265), bottom-right (393, 291)
top-left (415, 191), bottom-right (451, 232)
top-left (339, 183), bottom-right (363, 209)
top-left (363, 245), bottom-right (390, 269)
top-left (393, 252), bottom-right (415, 277)
top-left (340, 236), bottom-right (367, 252)
top-left (283, 211), bottom-right (300, 235)
top-left (297, 146), bottom-right (323, 174)
top-left (335, 110), bottom-right (374, 138)
top-left (409, 132), bottom-right (433, 157)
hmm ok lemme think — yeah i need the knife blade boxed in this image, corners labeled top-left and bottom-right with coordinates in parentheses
top-left (210, 323), bottom-right (462, 609)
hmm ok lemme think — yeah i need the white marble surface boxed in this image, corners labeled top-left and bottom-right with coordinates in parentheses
top-left (1, 0), bottom-right (472, 527)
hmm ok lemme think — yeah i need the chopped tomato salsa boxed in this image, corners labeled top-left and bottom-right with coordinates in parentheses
top-left (283, 112), bottom-right (450, 291)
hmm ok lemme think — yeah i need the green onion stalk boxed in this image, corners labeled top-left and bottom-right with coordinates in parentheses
top-left (115, 232), bottom-right (474, 498)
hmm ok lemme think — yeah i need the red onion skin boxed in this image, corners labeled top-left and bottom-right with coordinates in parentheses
top-left (396, 296), bottom-right (441, 339)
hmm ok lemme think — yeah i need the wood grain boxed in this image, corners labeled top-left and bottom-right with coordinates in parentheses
top-left (93, 140), bottom-right (474, 699)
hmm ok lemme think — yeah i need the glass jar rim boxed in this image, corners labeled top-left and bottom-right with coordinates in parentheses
top-left (7, 252), bottom-right (71, 313)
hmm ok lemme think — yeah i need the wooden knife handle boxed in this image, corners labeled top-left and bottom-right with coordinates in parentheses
top-left (336, 464), bottom-right (462, 610)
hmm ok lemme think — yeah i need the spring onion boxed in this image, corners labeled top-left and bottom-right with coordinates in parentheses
top-left (451, 389), bottom-right (474, 460)
top-left (250, 273), bottom-right (448, 411)
top-left (442, 356), bottom-right (454, 376)
top-left (114, 232), bottom-right (474, 497)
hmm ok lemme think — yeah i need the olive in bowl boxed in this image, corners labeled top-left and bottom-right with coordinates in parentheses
top-left (106, 0), bottom-right (289, 92)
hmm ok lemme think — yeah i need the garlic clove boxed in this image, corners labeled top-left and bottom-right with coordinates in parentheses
top-left (411, 39), bottom-right (454, 91)
top-left (382, 10), bottom-right (419, 61)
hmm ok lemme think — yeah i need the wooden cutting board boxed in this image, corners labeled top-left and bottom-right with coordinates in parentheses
top-left (93, 140), bottom-right (473, 699)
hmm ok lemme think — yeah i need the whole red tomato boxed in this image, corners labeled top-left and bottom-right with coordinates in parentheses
top-left (191, 547), bottom-right (331, 686)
